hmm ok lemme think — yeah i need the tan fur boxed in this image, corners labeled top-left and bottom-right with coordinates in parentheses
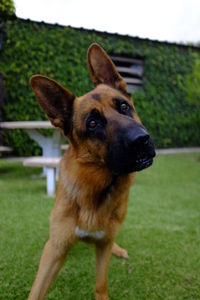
top-left (28, 43), bottom-right (140, 300)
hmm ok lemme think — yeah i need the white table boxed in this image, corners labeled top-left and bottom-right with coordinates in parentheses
top-left (0, 121), bottom-right (63, 157)
top-left (0, 121), bottom-right (65, 175)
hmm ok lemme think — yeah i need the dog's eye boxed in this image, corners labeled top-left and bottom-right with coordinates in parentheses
top-left (120, 103), bottom-right (129, 113)
top-left (114, 97), bottom-right (133, 116)
top-left (88, 119), bottom-right (97, 129)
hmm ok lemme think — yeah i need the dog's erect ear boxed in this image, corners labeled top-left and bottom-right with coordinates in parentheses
top-left (87, 43), bottom-right (127, 93)
top-left (30, 75), bottom-right (74, 135)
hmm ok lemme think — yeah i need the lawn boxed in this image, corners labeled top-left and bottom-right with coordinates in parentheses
top-left (0, 153), bottom-right (200, 300)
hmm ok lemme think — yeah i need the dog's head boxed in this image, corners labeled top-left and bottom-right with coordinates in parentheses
top-left (30, 43), bottom-right (155, 175)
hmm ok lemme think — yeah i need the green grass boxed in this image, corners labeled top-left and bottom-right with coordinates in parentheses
top-left (0, 153), bottom-right (200, 300)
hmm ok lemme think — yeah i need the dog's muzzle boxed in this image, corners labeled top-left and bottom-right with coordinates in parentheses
top-left (106, 123), bottom-right (156, 175)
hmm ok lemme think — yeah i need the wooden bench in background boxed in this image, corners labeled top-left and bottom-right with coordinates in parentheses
top-left (23, 146), bottom-right (69, 196)
top-left (61, 144), bottom-right (69, 151)
top-left (23, 157), bottom-right (61, 196)
top-left (0, 146), bottom-right (13, 155)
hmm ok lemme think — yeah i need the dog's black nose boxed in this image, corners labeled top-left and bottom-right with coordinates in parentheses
top-left (126, 126), bottom-right (150, 150)
top-left (132, 133), bottom-right (150, 147)
top-left (125, 126), bottom-right (156, 162)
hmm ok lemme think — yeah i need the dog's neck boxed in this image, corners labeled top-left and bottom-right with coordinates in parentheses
top-left (60, 147), bottom-right (133, 208)
top-left (58, 147), bottom-right (135, 231)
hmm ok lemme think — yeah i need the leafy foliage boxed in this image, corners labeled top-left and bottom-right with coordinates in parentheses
top-left (0, 17), bottom-right (200, 155)
top-left (0, 0), bottom-right (15, 18)
top-left (185, 53), bottom-right (200, 106)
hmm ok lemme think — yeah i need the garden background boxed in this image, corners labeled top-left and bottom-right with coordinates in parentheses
top-left (0, 10), bottom-right (200, 155)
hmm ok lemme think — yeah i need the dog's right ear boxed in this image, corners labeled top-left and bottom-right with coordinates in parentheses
top-left (87, 43), bottom-right (127, 93)
top-left (30, 75), bottom-right (74, 135)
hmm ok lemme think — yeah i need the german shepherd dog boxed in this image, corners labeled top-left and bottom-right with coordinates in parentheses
top-left (28, 43), bottom-right (155, 300)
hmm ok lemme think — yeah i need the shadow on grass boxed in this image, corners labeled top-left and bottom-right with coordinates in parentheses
top-left (0, 160), bottom-right (42, 179)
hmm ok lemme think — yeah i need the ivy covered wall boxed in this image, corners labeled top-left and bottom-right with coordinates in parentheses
top-left (0, 17), bottom-right (199, 155)
top-left (0, 0), bottom-right (15, 18)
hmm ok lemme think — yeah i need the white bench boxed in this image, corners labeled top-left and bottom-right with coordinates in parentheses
top-left (61, 144), bottom-right (69, 151)
top-left (0, 146), bottom-right (13, 155)
top-left (23, 157), bottom-right (61, 196)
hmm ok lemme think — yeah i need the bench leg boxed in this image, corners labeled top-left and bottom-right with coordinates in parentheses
top-left (27, 129), bottom-right (62, 178)
top-left (46, 167), bottom-right (56, 196)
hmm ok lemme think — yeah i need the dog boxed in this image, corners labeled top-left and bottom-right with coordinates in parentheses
top-left (28, 43), bottom-right (155, 300)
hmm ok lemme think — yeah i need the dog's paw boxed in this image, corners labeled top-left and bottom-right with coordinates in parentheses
top-left (111, 243), bottom-right (129, 259)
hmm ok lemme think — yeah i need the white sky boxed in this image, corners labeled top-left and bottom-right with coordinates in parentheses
top-left (14, 0), bottom-right (200, 44)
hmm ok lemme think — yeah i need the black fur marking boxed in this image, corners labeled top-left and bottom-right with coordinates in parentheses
top-left (92, 93), bottom-right (101, 101)
top-left (96, 175), bottom-right (118, 207)
top-left (63, 94), bottom-right (75, 136)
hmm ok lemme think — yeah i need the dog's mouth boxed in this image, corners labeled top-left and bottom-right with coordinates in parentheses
top-left (112, 155), bottom-right (154, 175)
top-left (106, 136), bottom-right (156, 175)
top-left (132, 156), bottom-right (154, 171)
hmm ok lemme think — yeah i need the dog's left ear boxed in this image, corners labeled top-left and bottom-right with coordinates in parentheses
top-left (30, 75), bottom-right (74, 135)
top-left (87, 43), bottom-right (127, 93)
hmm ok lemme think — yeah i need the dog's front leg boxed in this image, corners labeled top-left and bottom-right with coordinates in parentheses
top-left (28, 239), bottom-right (69, 300)
top-left (94, 240), bottom-right (113, 300)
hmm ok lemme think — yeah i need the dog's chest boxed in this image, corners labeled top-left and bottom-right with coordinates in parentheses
top-left (75, 207), bottom-right (109, 240)
top-left (75, 226), bottom-right (105, 240)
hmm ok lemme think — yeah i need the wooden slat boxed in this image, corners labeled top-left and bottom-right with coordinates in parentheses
top-left (61, 144), bottom-right (69, 150)
top-left (0, 146), bottom-right (12, 152)
top-left (116, 66), bottom-right (140, 75)
top-left (23, 156), bottom-right (61, 168)
top-left (123, 77), bottom-right (143, 85)
top-left (110, 56), bottom-right (143, 65)
top-left (0, 121), bottom-right (53, 129)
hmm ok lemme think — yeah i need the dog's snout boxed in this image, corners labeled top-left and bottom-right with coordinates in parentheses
top-left (126, 126), bottom-right (150, 150)
top-left (132, 133), bottom-right (150, 147)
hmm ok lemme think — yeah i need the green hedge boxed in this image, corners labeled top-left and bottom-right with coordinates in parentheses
top-left (0, 0), bottom-right (15, 18)
top-left (0, 17), bottom-right (200, 155)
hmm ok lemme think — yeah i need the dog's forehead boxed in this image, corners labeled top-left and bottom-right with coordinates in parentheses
top-left (76, 84), bottom-right (132, 112)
